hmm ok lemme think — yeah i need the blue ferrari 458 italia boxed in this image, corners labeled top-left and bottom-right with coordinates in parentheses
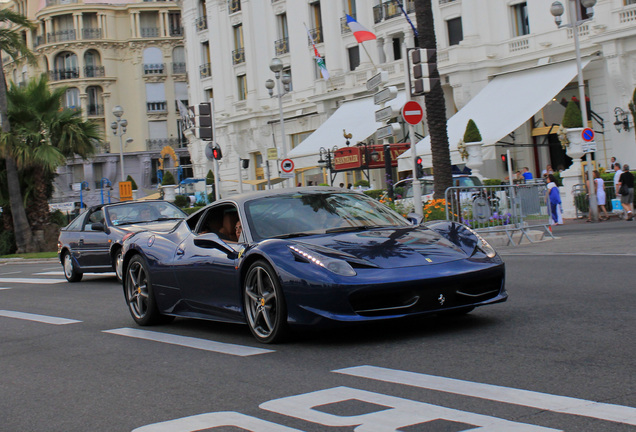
top-left (121, 187), bottom-right (506, 343)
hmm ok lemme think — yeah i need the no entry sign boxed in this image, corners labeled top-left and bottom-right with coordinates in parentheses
top-left (402, 101), bottom-right (424, 125)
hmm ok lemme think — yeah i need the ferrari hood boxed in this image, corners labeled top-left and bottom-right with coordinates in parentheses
top-left (292, 226), bottom-right (469, 269)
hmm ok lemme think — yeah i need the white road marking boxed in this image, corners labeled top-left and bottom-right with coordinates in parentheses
top-left (0, 277), bottom-right (65, 284)
top-left (335, 365), bottom-right (636, 426)
top-left (0, 271), bottom-right (22, 276)
top-left (0, 287), bottom-right (11, 291)
top-left (0, 310), bottom-right (81, 325)
top-left (103, 328), bottom-right (274, 357)
top-left (34, 271), bottom-right (65, 275)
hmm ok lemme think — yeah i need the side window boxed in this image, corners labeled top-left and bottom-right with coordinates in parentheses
top-left (84, 210), bottom-right (104, 231)
top-left (198, 205), bottom-right (241, 242)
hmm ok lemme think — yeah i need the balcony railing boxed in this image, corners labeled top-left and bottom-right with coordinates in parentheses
top-left (46, 0), bottom-right (78, 6)
top-left (374, 0), bottom-right (414, 23)
top-left (172, 62), bottom-right (186, 74)
top-left (232, 48), bottom-right (245, 65)
top-left (195, 16), bottom-right (208, 31)
top-left (84, 65), bottom-right (105, 78)
top-left (87, 104), bottom-right (104, 116)
top-left (340, 16), bottom-right (352, 34)
top-left (169, 26), bottom-right (183, 36)
top-left (228, 0), bottom-right (241, 14)
top-left (47, 30), bottom-right (76, 43)
top-left (307, 26), bottom-right (322, 45)
top-left (49, 68), bottom-right (79, 81)
top-left (33, 35), bottom-right (44, 48)
top-left (200, 63), bottom-right (211, 78)
top-left (146, 137), bottom-right (187, 151)
top-left (274, 37), bottom-right (289, 55)
top-left (147, 101), bottom-right (168, 112)
top-left (82, 28), bottom-right (102, 40)
top-left (140, 27), bottom-right (160, 38)
top-left (143, 63), bottom-right (165, 74)
top-left (439, 0), bottom-right (458, 4)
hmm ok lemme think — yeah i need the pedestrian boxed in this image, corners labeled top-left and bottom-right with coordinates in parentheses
top-left (609, 156), bottom-right (617, 171)
top-left (339, 182), bottom-right (345, 188)
top-left (613, 162), bottom-right (623, 192)
top-left (522, 167), bottom-right (533, 182)
top-left (588, 170), bottom-right (609, 221)
top-left (541, 164), bottom-right (554, 178)
top-left (545, 174), bottom-right (563, 225)
top-left (616, 164), bottom-right (634, 221)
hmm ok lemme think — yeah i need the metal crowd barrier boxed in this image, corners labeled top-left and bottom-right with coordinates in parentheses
top-left (572, 183), bottom-right (621, 219)
top-left (444, 184), bottom-right (554, 246)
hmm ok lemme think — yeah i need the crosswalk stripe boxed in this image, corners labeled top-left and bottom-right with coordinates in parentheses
top-left (0, 277), bottom-right (65, 284)
top-left (334, 365), bottom-right (636, 426)
top-left (0, 287), bottom-right (11, 290)
top-left (103, 327), bottom-right (274, 357)
top-left (0, 310), bottom-right (82, 325)
top-left (34, 271), bottom-right (65, 276)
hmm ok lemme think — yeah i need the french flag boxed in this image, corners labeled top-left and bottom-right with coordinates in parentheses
top-left (346, 14), bottom-right (376, 43)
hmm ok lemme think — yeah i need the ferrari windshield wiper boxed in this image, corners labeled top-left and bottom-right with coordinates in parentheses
top-left (157, 217), bottom-right (182, 221)
top-left (325, 225), bottom-right (378, 234)
top-left (271, 232), bottom-right (316, 239)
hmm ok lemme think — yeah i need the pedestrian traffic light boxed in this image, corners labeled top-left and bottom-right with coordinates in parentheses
top-left (416, 157), bottom-right (424, 178)
top-left (212, 145), bottom-right (222, 160)
top-left (501, 154), bottom-right (507, 169)
top-left (409, 48), bottom-right (439, 96)
top-left (198, 102), bottom-right (213, 141)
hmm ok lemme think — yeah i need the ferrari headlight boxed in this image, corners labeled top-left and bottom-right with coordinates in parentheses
top-left (464, 227), bottom-right (497, 258)
top-left (289, 245), bottom-right (357, 277)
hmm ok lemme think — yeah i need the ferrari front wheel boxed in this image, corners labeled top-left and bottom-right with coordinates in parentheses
top-left (244, 260), bottom-right (288, 344)
top-left (124, 255), bottom-right (172, 326)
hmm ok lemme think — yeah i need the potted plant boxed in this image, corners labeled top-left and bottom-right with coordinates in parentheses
top-left (126, 175), bottom-right (138, 200)
top-left (161, 170), bottom-right (177, 201)
top-left (460, 119), bottom-right (484, 179)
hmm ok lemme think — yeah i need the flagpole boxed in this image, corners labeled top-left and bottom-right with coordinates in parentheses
top-left (360, 42), bottom-right (377, 71)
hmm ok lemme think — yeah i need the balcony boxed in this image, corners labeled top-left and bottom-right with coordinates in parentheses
top-left (147, 101), bottom-right (167, 113)
top-left (232, 48), bottom-right (245, 65)
top-left (340, 16), bottom-right (352, 34)
top-left (140, 27), bottom-right (160, 38)
top-left (172, 62), bottom-right (186, 74)
top-left (47, 30), bottom-right (76, 43)
top-left (146, 137), bottom-right (187, 151)
top-left (87, 104), bottom-right (104, 117)
top-left (169, 26), bottom-right (183, 37)
top-left (199, 63), bottom-right (211, 78)
top-left (33, 35), bottom-right (44, 48)
top-left (45, 0), bottom-right (78, 5)
top-left (274, 38), bottom-right (289, 55)
top-left (228, 0), bottom-right (241, 14)
top-left (82, 28), bottom-right (102, 40)
top-left (195, 16), bottom-right (208, 31)
top-left (307, 27), bottom-right (322, 45)
top-left (49, 68), bottom-right (79, 81)
top-left (143, 63), bottom-right (165, 75)
top-left (374, 0), bottom-right (414, 23)
top-left (84, 66), bottom-right (105, 78)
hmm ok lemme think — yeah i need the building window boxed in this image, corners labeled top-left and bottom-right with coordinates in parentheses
top-left (392, 37), bottom-right (402, 61)
top-left (229, 0), bottom-right (240, 14)
top-left (511, 2), bottom-right (530, 37)
top-left (348, 46), bottom-right (360, 71)
top-left (64, 88), bottom-right (80, 110)
top-left (446, 17), bottom-right (463, 46)
top-left (237, 74), bottom-right (247, 100)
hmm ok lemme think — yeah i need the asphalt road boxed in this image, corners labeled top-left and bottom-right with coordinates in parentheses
top-left (1, 219), bottom-right (634, 431)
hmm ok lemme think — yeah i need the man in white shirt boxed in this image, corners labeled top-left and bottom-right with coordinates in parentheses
top-left (614, 163), bottom-right (623, 192)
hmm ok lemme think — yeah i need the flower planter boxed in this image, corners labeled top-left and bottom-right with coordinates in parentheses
top-left (560, 127), bottom-right (585, 219)
top-left (161, 185), bottom-right (177, 202)
top-left (464, 141), bottom-right (484, 180)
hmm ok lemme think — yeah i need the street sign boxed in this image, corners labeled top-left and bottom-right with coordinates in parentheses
top-left (119, 181), bottom-right (133, 201)
top-left (582, 141), bottom-right (597, 153)
top-left (581, 128), bottom-right (595, 142)
top-left (375, 106), bottom-right (399, 123)
top-left (280, 158), bottom-right (294, 178)
top-left (373, 86), bottom-right (398, 105)
top-left (376, 123), bottom-right (401, 140)
top-left (267, 147), bottom-right (278, 160)
top-left (366, 71), bottom-right (389, 91)
top-left (402, 100), bottom-right (424, 125)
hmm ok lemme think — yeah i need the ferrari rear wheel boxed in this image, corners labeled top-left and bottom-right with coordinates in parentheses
top-left (63, 252), bottom-right (83, 282)
top-left (124, 255), bottom-right (172, 326)
top-left (244, 260), bottom-right (288, 344)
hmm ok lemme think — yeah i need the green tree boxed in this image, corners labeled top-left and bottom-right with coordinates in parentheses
top-left (463, 119), bottom-right (482, 143)
top-left (562, 100), bottom-right (583, 128)
top-left (414, 1), bottom-right (452, 199)
top-left (0, 9), bottom-right (37, 253)
top-left (6, 76), bottom-right (100, 233)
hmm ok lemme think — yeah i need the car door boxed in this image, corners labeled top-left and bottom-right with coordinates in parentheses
top-left (77, 208), bottom-right (111, 269)
top-left (173, 205), bottom-right (242, 321)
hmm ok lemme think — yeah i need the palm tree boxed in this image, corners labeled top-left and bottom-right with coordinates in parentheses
top-left (414, 1), bottom-right (453, 199)
top-left (0, 9), bottom-right (36, 253)
top-left (6, 76), bottom-right (101, 232)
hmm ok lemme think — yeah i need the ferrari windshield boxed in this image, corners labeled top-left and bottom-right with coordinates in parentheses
top-left (106, 201), bottom-right (187, 226)
top-left (245, 192), bottom-right (410, 241)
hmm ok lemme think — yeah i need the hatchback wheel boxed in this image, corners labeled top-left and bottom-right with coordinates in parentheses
top-left (63, 252), bottom-right (83, 282)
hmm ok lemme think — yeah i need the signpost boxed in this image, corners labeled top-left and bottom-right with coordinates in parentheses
top-left (280, 158), bottom-right (294, 178)
top-left (373, 86), bottom-right (398, 105)
top-left (366, 70), bottom-right (389, 91)
top-left (402, 100), bottom-right (424, 125)
top-left (376, 124), bottom-right (401, 140)
top-left (581, 127), bottom-right (596, 153)
top-left (267, 147), bottom-right (278, 160)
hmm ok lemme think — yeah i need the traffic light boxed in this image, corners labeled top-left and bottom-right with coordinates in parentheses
top-left (241, 158), bottom-right (249, 169)
top-left (198, 103), bottom-right (213, 141)
top-left (500, 154), bottom-right (507, 169)
top-left (212, 145), bottom-right (222, 160)
top-left (409, 48), bottom-right (439, 96)
top-left (416, 157), bottom-right (424, 178)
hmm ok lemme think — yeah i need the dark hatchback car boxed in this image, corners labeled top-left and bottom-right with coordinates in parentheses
top-left (57, 200), bottom-right (187, 282)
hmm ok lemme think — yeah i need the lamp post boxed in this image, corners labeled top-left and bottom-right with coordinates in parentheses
top-left (318, 146), bottom-right (337, 186)
top-left (79, 181), bottom-right (89, 210)
top-left (265, 57), bottom-right (291, 182)
top-left (111, 105), bottom-right (128, 183)
top-left (100, 178), bottom-right (112, 204)
top-left (550, 0), bottom-right (598, 222)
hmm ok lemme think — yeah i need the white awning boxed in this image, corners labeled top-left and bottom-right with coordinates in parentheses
top-left (289, 93), bottom-right (406, 169)
top-left (398, 59), bottom-right (591, 170)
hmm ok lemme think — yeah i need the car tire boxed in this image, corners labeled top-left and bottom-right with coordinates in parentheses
top-left (114, 248), bottom-right (123, 284)
top-left (124, 255), bottom-right (173, 326)
top-left (63, 252), bottom-right (83, 282)
top-left (243, 260), bottom-right (288, 344)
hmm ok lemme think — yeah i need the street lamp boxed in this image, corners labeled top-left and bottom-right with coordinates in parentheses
top-left (318, 146), bottom-right (337, 185)
top-left (265, 57), bottom-right (291, 167)
top-left (111, 105), bottom-right (128, 182)
top-left (79, 181), bottom-right (89, 210)
top-left (100, 178), bottom-right (112, 204)
top-left (550, 0), bottom-right (598, 222)
top-left (613, 107), bottom-right (632, 132)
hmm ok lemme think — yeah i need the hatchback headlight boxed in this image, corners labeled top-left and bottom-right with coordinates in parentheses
top-left (289, 245), bottom-right (356, 277)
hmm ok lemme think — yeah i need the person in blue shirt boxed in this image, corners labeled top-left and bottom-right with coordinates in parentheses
top-left (522, 167), bottom-right (534, 181)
